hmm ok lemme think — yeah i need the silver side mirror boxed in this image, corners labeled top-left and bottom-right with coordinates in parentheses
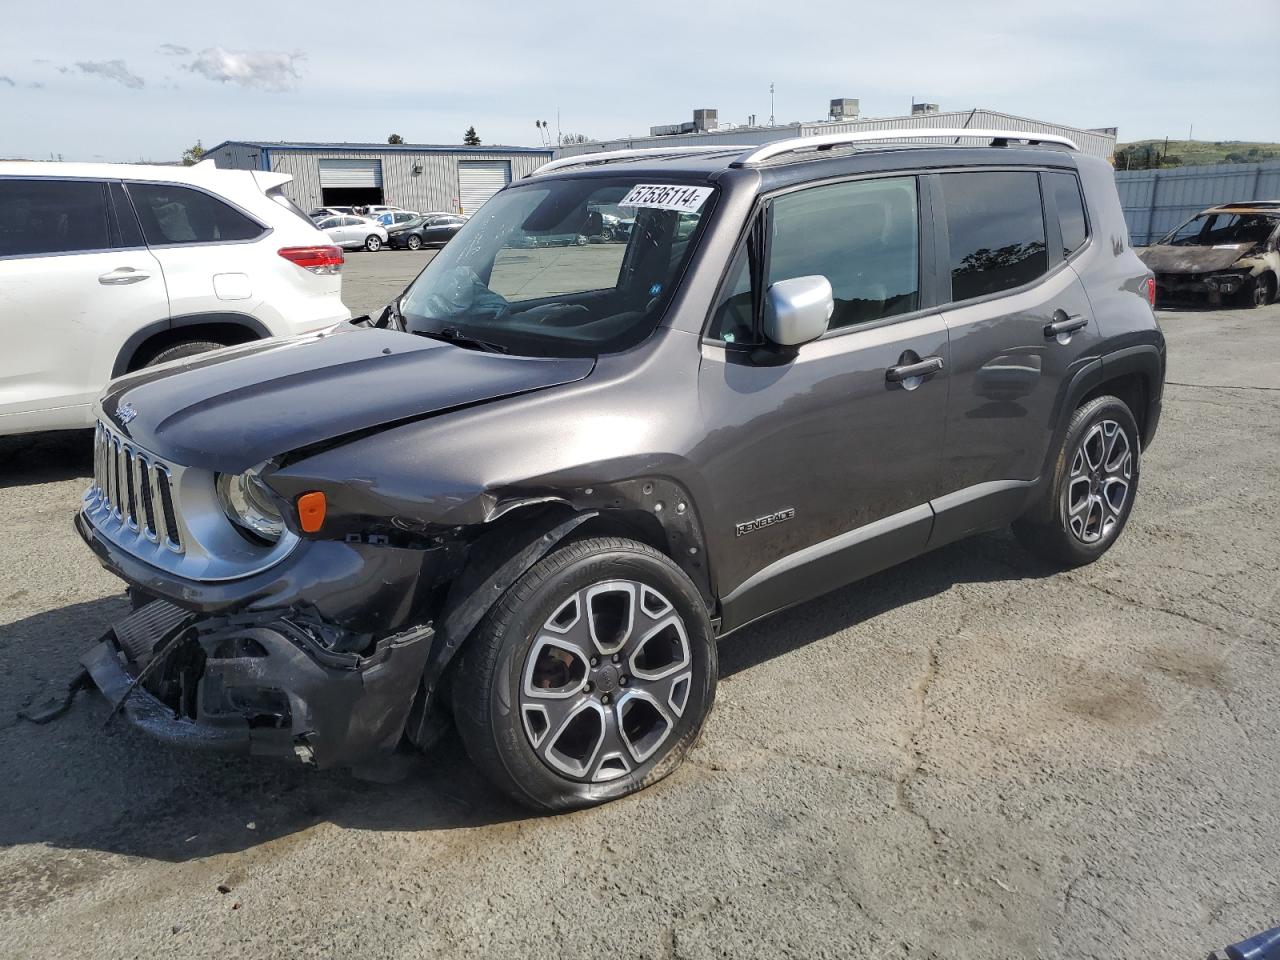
top-left (763, 276), bottom-right (834, 347)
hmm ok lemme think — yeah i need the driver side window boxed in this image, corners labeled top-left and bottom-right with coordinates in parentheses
top-left (768, 176), bottom-right (920, 330)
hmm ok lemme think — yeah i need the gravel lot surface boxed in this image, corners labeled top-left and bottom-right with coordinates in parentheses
top-left (1, 252), bottom-right (1277, 959)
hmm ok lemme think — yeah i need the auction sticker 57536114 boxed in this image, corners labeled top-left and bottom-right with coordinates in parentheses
top-left (618, 184), bottom-right (714, 213)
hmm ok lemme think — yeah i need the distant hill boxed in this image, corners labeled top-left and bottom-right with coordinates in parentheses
top-left (1116, 140), bottom-right (1280, 169)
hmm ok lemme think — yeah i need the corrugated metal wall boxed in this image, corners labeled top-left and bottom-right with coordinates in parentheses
top-left (1116, 160), bottom-right (1280, 245)
top-left (265, 149), bottom-right (547, 214)
top-left (554, 110), bottom-right (1116, 161)
top-left (207, 143), bottom-right (261, 169)
top-left (210, 145), bottom-right (549, 214)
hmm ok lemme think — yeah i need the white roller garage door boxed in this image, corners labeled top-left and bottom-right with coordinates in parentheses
top-left (458, 161), bottom-right (511, 215)
top-left (318, 159), bottom-right (383, 188)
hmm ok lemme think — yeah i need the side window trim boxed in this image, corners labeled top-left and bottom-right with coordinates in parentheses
top-left (1040, 172), bottom-right (1066, 269)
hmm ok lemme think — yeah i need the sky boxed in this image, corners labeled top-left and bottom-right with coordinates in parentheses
top-left (1, 0), bottom-right (1277, 163)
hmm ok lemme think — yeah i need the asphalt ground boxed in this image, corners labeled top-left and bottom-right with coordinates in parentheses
top-left (1, 252), bottom-right (1278, 959)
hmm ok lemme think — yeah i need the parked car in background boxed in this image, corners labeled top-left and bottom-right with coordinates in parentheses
top-left (387, 213), bottom-right (467, 250)
top-left (360, 204), bottom-right (406, 219)
top-left (74, 130), bottom-right (1164, 811)
top-left (309, 206), bottom-right (354, 220)
top-left (317, 214), bottom-right (389, 252)
top-left (375, 210), bottom-right (422, 228)
top-left (1138, 201), bottom-right (1280, 307)
top-left (0, 160), bottom-right (349, 435)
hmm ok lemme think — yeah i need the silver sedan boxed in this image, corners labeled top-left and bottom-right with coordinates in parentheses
top-left (316, 215), bottom-right (390, 252)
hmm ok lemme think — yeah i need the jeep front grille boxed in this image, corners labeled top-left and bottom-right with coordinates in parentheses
top-left (91, 421), bottom-right (182, 551)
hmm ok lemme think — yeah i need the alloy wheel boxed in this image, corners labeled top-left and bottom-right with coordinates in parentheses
top-left (366, 235), bottom-right (382, 252)
top-left (1064, 419), bottom-right (1133, 544)
top-left (518, 579), bottom-right (693, 783)
top-left (407, 235), bottom-right (422, 250)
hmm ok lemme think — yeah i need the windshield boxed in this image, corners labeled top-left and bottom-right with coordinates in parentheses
top-left (1163, 212), bottom-right (1277, 247)
top-left (399, 176), bottom-right (716, 357)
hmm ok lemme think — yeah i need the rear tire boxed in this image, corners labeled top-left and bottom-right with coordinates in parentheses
top-left (451, 536), bottom-right (716, 811)
top-left (1012, 395), bottom-right (1141, 568)
top-left (143, 339), bottom-right (224, 368)
top-left (365, 235), bottom-right (383, 252)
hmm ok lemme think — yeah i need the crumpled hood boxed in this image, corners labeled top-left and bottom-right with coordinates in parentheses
top-left (1138, 242), bottom-right (1255, 275)
top-left (101, 325), bottom-right (594, 473)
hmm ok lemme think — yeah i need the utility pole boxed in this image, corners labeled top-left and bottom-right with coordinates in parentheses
top-left (769, 82), bottom-right (775, 127)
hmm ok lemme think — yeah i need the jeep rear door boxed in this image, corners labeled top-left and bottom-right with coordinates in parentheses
top-left (0, 177), bottom-right (167, 431)
top-left (928, 168), bottom-right (1100, 546)
top-left (698, 174), bottom-right (950, 630)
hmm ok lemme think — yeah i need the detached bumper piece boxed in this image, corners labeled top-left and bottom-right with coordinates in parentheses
top-left (1154, 271), bottom-right (1246, 304)
top-left (80, 600), bottom-right (434, 769)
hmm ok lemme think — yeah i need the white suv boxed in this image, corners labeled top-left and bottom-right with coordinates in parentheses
top-left (0, 160), bottom-right (351, 435)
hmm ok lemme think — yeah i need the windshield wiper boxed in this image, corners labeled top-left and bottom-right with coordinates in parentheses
top-left (414, 326), bottom-right (509, 354)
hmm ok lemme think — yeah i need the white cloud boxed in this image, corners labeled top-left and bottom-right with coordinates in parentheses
top-left (187, 47), bottom-right (304, 92)
top-left (76, 59), bottom-right (144, 89)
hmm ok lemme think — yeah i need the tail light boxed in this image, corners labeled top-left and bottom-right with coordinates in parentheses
top-left (1142, 276), bottom-right (1157, 308)
top-left (278, 245), bottom-right (344, 275)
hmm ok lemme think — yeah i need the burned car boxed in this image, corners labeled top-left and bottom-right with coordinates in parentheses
top-left (1139, 201), bottom-right (1280, 307)
top-left (75, 130), bottom-right (1164, 810)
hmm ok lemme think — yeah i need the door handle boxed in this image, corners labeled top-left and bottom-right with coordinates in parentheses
top-left (98, 267), bottom-right (150, 285)
top-left (885, 355), bottom-right (944, 383)
top-left (1044, 312), bottom-right (1088, 339)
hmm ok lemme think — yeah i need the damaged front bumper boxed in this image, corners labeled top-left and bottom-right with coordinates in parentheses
top-left (1154, 270), bottom-right (1249, 304)
top-left (81, 600), bottom-right (434, 769)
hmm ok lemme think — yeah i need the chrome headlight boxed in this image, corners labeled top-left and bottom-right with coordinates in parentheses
top-left (216, 465), bottom-right (285, 543)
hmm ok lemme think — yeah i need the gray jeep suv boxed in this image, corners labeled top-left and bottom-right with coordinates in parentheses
top-left (76, 130), bottom-right (1165, 810)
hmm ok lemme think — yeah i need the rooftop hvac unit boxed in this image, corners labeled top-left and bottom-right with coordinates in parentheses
top-left (829, 98), bottom-right (860, 121)
top-left (912, 103), bottom-right (940, 115)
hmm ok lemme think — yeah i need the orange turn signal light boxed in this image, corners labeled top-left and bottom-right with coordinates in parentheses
top-left (296, 491), bottom-right (327, 533)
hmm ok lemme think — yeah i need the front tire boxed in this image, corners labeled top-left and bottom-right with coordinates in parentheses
top-left (365, 235), bottom-right (383, 252)
top-left (406, 234), bottom-right (423, 251)
top-left (1242, 274), bottom-right (1276, 309)
top-left (1013, 395), bottom-right (1141, 568)
top-left (452, 536), bottom-right (716, 811)
top-left (143, 339), bottom-right (225, 367)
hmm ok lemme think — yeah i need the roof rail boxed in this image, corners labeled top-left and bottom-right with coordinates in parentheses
top-left (529, 145), bottom-right (753, 177)
top-left (1215, 200), bottom-right (1280, 209)
top-left (730, 128), bottom-right (1079, 167)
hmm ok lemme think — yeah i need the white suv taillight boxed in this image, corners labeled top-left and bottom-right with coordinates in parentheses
top-left (278, 245), bottom-right (344, 275)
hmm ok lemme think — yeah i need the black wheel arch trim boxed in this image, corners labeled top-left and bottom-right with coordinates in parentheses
top-left (112, 311), bottom-right (273, 377)
top-left (403, 510), bottom-right (597, 748)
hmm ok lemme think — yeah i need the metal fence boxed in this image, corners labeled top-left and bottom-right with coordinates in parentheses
top-left (1115, 160), bottom-right (1280, 246)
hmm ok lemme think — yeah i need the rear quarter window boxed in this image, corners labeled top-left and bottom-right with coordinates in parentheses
top-left (941, 171), bottom-right (1047, 302)
top-left (126, 182), bottom-right (264, 245)
top-left (1045, 172), bottom-right (1088, 259)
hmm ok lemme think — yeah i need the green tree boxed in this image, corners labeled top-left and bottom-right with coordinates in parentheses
top-left (387, 133), bottom-right (404, 144)
top-left (181, 140), bottom-right (205, 166)
top-left (463, 126), bottom-right (481, 146)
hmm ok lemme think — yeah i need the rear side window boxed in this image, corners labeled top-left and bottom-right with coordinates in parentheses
top-left (1045, 172), bottom-right (1088, 258)
top-left (0, 179), bottom-right (111, 256)
top-left (942, 171), bottom-right (1047, 302)
top-left (126, 183), bottom-right (264, 245)
top-left (768, 176), bottom-right (920, 329)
